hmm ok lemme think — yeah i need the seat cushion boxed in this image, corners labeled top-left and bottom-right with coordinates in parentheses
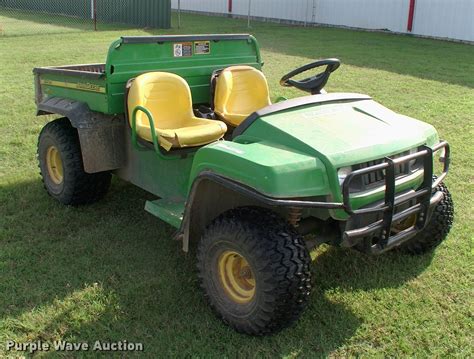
top-left (215, 113), bottom-right (248, 127)
top-left (214, 66), bottom-right (271, 127)
top-left (128, 72), bottom-right (227, 150)
top-left (137, 117), bottom-right (227, 150)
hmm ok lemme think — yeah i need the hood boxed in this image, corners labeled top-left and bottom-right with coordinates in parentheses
top-left (241, 95), bottom-right (438, 167)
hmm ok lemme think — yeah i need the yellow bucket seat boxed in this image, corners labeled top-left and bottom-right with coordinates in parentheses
top-left (127, 72), bottom-right (227, 151)
top-left (214, 66), bottom-right (271, 127)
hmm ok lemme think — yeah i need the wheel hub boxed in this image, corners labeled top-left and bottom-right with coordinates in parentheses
top-left (217, 251), bottom-right (256, 304)
top-left (46, 145), bottom-right (64, 184)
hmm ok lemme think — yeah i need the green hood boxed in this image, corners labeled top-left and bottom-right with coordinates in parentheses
top-left (190, 93), bottom-right (440, 210)
top-left (239, 94), bottom-right (439, 168)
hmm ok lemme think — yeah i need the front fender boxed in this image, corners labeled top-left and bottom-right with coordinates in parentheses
top-left (188, 140), bottom-right (331, 198)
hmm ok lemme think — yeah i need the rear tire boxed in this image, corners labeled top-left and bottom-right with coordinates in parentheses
top-left (37, 118), bottom-right (111, 205)
top-left (197, 207), bottom-right (312, 335)
top-left (400, 182), bottom-right (454, 255)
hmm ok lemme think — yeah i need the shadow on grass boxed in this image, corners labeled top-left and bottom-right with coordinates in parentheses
top-left (263, 28), bottom-right (474, 89)
top-left (3, 9), bottom-right (472, 89)
top-left (0, 178), bottom-right (435, 356)
top-left (147, 13), bottom-right (474, 89)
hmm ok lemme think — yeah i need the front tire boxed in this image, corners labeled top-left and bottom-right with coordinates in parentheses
top-left (197, 207), bottom-right (312, 335)
top-left (400, 182), bottom-right (454, 254)
top-left (37, 118), bottom-right (111, 205)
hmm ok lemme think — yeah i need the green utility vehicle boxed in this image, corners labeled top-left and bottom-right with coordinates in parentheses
top-left (34, 34), bottom-right (453, 335)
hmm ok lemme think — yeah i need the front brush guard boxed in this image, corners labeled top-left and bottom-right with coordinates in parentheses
top-left (181, 142), bottom-right (449, 254)
top-left (340, 141), bottom-right (450, 254)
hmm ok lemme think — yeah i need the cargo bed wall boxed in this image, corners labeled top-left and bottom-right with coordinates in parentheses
top-left (34, 64), bottom-right (108, 114)
top-left (104, 34), bottom-right (262, 114)
top-left (34, 34), bottom-right (262, 115)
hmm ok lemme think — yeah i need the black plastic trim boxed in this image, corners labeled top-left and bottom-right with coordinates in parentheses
top-left (178, 171), bottom-right (344, 251)
top-left (33, 66), bottom-right (105, 80)
top-left (186, 172), bottom-right (344, 210)
top-left (121, 34), bottom-right (251, 44)
top-left (36, 97), bottom-right (93, 128)
top-left (232, 93), bottom-right (372, 139)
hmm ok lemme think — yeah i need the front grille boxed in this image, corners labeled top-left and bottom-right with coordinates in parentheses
top-left (349, 149), bottom-right (421, 191)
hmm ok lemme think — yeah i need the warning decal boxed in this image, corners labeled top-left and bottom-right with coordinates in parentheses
top-left (194, 41), bottom-right (210, 55)
top-left (173, 42), bottom-right (193, 57)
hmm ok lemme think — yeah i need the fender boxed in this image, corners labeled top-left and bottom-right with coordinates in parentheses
top-left (36, 97), bottom-right (126, 173)
top-left (177, 171), bottom-right (343, 251)
top-left (37, 97), bottom-right (103, 129)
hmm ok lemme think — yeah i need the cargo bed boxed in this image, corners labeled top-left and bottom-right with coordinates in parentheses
top-left (34, 34), bottom-right (262, 115)
top-left (34, 63), bottom-right (108, 113)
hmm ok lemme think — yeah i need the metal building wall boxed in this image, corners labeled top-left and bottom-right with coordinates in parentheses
top-left (230, 0), bottom-right (408, 32)
top-left (311, 0), bottom-right (409, 33)
top-left (172, 0), bottom-right (473, 42)
top-left (232, 0), bottom-right (308, 22)
top-left (412, 0), bottom-right (474, 42)
top-left (172, 0), bottom-right (408, 31)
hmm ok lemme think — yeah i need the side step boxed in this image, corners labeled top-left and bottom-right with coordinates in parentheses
top-left (145, 199), bottom-right (185, 229)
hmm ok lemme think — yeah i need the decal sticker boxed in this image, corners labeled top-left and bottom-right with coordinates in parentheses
top-left (40, 79), bottom-right (105, 93)
top-left (194, 41), bottom-right (210, 55)
top-left (173, 42), bottom-right (192, 57)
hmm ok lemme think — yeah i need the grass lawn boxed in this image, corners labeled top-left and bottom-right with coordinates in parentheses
top-left (0, 10), bottom-right (473, 358)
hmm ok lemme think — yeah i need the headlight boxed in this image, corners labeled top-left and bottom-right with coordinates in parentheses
top-left (338, 166), bottom-right (352, 185)
top-left (437, 147), bottom-right (446, 162)
top-left (433, 147), bottom-right (446, 176)
top-left (408, 148), bottom-right (418, 168)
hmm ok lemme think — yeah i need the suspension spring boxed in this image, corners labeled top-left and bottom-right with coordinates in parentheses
top-left (287, 207), bottom-right (303, 227)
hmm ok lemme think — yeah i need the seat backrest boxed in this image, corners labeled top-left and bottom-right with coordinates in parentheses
top-left (214, 66), bottom-right (271, 119)
top-left (127, 72), bottom-right (194, 130)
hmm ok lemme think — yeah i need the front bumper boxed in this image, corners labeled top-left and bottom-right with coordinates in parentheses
top-left (340, 141), bottom-right (450, 254)
top-left (188, 142), bottom-right (449, 255)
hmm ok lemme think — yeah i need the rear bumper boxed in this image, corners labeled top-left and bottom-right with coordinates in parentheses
top-left (340, 141), bottom-right (450, 254)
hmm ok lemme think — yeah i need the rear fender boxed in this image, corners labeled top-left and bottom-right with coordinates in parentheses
top-left (36, 97), bottom-right (126, 173)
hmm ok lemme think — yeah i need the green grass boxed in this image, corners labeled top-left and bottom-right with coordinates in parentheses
top-left (1, 10), bottom-right (473, 358)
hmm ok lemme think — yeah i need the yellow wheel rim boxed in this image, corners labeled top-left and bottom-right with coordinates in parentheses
top-left (217, 251), bottom-right (256, 304)
top-left (392, 214), bottom-right (417, 233)
top-left (46, 145), bottom-right (64, 185)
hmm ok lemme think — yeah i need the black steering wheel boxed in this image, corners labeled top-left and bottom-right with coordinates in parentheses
top-left (280, 59), bottom-right (341, 95)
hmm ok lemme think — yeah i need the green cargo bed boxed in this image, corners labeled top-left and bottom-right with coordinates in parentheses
top-left (34, 63), bottom-right (108, 113)
top-left (34, 34), bottom-right (262, 115)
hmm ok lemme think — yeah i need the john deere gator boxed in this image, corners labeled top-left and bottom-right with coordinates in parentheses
top-left (33, 34), bottom-right (453, 335)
